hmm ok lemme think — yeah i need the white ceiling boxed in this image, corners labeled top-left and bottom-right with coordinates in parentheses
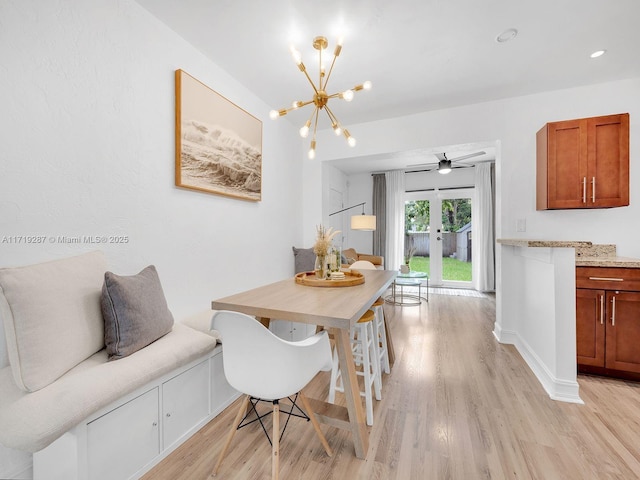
top-left (137, 0), bottom-right (640, 173)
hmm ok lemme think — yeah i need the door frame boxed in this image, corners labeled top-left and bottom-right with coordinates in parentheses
top-left (405, 187), bottom-right (475, 288)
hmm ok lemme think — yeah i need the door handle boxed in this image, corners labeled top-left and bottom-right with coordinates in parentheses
top-left (611, 295), bottom-right (616, 326)
top-left (600, 294), bottom-right (604, 325)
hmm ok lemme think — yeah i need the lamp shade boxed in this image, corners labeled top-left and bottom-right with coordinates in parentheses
top-left (351, 215), bottom-right (376, 231)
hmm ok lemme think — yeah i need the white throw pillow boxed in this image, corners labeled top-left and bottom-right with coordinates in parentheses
top-left (0, 251), bottom-right (107, 392)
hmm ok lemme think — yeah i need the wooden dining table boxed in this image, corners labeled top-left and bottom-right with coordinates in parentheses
top-left (211, 269), bottom-right (396, 459)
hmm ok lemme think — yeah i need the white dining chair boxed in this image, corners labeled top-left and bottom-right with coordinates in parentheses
top-left (211, 310), bottom-right (333, 480)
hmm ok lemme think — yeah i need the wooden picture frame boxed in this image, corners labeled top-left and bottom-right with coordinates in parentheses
top-left (175, 69), bottom-right (262, 201)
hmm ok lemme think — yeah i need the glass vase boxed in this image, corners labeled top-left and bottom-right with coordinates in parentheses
top-left (315, 254), bottom-right (328, 279)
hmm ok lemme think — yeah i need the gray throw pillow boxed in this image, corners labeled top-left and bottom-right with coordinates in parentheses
top-left (101, 265), bottom-right (174, 361)
top-left (292, 246), bottom-right (316, 274)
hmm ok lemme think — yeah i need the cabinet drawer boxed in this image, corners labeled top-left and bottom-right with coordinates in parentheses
top-left (576, 267), bottom-right (640, 291)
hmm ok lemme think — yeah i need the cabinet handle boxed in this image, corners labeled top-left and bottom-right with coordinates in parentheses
top-left (600, 294), bottom-right (604, 325)
top-left (611, 296), bottom-right (616, 326)
top-left (582, 177), bottom-right (587, 203)
top-left (588, 276), bottom-right (624, 282)
top-left (592, 177), bottom-right (596, 203)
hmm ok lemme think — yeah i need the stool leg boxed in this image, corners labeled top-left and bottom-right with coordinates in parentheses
top-left (360, 322), bottom-right (374, 425)
top-left (375, 305), bottom-right (390, 374)
top-left (367, 321), bottom-right (382, 402)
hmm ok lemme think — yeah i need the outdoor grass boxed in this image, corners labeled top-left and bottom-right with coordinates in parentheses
top-left (409, 255), bottom-right (472, 282)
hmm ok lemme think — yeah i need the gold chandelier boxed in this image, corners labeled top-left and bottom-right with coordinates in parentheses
top-left (269, 36), bottom-right (371, 159)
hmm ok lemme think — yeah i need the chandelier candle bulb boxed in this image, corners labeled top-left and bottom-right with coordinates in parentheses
top-left (299, 121), bottom-right (311, 138)
top-left (341, 90), bottom-right (354, 101)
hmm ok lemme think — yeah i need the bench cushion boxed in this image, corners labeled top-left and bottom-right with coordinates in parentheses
top-left (0, 251), bottom-right (107, 392)
top-left (0, 323), bottom-right (216, 452)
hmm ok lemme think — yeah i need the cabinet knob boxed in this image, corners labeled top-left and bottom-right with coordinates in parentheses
top-left (152, 422), bottom-right (157, 427)
top-left (166, 413), bottom-right (171, 417)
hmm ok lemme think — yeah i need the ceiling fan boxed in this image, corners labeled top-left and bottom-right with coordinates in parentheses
top-left (407, 151), bottom-right (486, 174)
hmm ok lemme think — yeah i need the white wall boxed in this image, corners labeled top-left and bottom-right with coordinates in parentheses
top-left (341, 173), bottom-right (375, 254)
top-left (0, 1), bottom-right (303, 477)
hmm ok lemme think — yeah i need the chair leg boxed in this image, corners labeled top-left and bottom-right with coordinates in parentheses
top-left (212, 394), bottom-right (250, 476)
top-left (299, 391), bottom-right (333, 457)
top-left (272, 400), bottom-right (280, 480)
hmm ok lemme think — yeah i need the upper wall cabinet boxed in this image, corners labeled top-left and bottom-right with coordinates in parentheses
top-left (536, 113), bottom-right (629, 210)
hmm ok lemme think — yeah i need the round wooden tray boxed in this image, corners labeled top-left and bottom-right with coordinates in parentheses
top-left (295, 270), bottom-right (364, 287)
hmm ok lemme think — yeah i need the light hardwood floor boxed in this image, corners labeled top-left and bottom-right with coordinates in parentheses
top-left (143, 293), bottom-right (640, 479)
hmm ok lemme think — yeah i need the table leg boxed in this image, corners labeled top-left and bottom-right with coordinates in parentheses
top-left (383, 313), bottom-right (395, 367)
top-left (256, 316), bottom-right (271, 329)
top-left (331, 327), bottom-right (369, 459)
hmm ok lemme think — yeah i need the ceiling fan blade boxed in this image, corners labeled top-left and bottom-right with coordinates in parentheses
top-left (449, 151), bottom-right (486, 162)
top-left (406, 150), bottom-right (488, 169)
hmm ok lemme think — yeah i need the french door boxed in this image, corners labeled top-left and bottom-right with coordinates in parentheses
top-left (405, 188), bottom-right (474, 287)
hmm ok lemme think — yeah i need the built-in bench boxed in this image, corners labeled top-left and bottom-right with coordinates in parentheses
top-left (0, 252), bottom-right (239, 480)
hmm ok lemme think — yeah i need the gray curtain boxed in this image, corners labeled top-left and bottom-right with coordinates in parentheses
top-left (372, 174), bottom-right (386, 259)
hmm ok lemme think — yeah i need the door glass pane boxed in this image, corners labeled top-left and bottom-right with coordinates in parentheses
top-left (441, 197), bottom-right (472, 282)
top-left (405, 200), bottom-right (430, 275)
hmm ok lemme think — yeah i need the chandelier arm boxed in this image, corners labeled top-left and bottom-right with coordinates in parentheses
top-left (275, 99), bottom-right (314, 118)
top-left (323, 54), bottom-right (339, 92)
top-left (312, 106), bottom-right (320, 139)
top-left (323, 105), bottom-right (340, 126)
top-left (293, 99), bottom-right (315, 110)
top-left (299, 66), bottom-right (319, 94)
top-left (305, 106), bottom-right (317, 124)
top-left (318, 46), bottom-right (323, 91)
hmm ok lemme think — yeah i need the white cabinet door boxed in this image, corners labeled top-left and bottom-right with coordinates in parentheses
top-left (270, 320), bottom-right (315, 341)
top-left (162, 359), bottom-right (210, 449)
top-left (87, 388), bottom-right (159, 480)
top-left (210, 350), bottom-right (237, 414)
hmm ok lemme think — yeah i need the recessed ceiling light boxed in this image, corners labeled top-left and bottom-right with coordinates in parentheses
top-left (590, 49), bottom-right (607, 58)
top-left (496, 28), bottom-right (518, 43)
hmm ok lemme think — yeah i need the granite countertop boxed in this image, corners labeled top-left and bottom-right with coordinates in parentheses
top-left (497, 239), bottom-right (640, 268)
top-left (497, 239), bottom-right (592, 248)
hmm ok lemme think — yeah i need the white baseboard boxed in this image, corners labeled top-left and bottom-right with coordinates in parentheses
top-left (513, 334), bottom-right (583, 404)
top-left (493, 325), bottom-right (583, 404)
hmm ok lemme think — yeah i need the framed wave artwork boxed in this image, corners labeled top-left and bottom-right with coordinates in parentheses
top-left (175, 69), bottom-right (262, 201)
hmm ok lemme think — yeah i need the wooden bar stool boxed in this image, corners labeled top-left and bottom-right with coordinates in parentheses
top-left (328, 309), bottom-right (381, 426)
top-left (371, 297), bottom-right (390, 375)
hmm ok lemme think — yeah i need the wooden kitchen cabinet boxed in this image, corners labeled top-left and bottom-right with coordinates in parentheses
top-left (576, 267), bottom-right (640, 378)
top-left (576, 288), bottom-right (605, 367)
top-left (537, 113), bottom-right (629, 210)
